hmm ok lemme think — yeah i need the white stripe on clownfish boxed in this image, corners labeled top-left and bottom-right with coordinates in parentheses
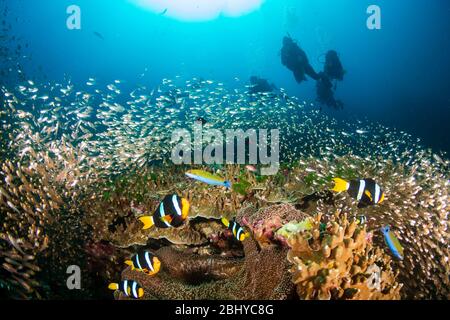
top-left (123, 280), bottom-right (129, 296)
top-left (172, 194), bottom-right (182, 216)
top-left (374, 184), bottom-right (381, 203)
top-left (357, 180), bottom-right (365, 201)
top-left (159, 202), bottom-right (172, 227)
top-left (236, 227), bottom-right (243, 240)
top-left (132, 281), bottom-right (138, 298)
top-left (135, 254), bottom-right (143, 270)
top-left (145, 251), bottom-right (154, 272)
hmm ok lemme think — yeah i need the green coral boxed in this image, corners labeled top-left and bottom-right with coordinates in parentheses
top-left (276, 218), bottom-right (314, 239)
top-left (232, 175), bottom-right (251, 195)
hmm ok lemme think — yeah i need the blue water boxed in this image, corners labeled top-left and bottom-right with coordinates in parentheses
top-left (3, 0), bottom-right (450, 153)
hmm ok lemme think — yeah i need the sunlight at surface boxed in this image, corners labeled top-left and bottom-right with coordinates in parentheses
top-left (131, 0), bottom-right (264, 21)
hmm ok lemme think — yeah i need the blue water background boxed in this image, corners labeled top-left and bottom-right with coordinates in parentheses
top-left (3, 0), bottom-right (450, 154)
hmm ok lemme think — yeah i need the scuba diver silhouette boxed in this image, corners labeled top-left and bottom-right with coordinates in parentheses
top-left (280, 35), bottom-right (345, 110)
top-left (281, 35), bottom-right (319, 83)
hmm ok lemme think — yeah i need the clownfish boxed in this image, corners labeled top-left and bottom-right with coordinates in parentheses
top-left (108, 280), bottom-right (144, 299)
top-left (139, 194), bottom-right (190, 230)
top-left (381, 225), bottom-right (404, 260)
top-left (332, 178), bottom-right (385, 208)
top-left (125, 251), bottom-right (161, 276)
top-left (356, 214), bottom-right (367, 225)
top-left (221, 217), bottom-right (250, 241)
top-left (185, 169), bottom-right (231, 188)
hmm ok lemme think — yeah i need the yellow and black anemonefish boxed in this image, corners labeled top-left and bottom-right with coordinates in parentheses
top-left (108, 280), bottom-right (144, 299)
top-left (332, 177), bottom-right (385, 208)
top-left (221, 217), bottom-right (250, 241)
top-left (138, 194), bottom-right (190, 230)
top-left (125, 251), bottom-right (161, 276)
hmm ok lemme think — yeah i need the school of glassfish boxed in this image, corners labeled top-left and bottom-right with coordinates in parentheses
top-left (0, 74), bottom-right (448, 299)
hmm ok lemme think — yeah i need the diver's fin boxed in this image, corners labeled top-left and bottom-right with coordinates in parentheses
top-left (139, 216), bottom-right (154, 230)
top-left (221, 217), bottom-right (230, 227)
top-left (332, 178), bottom-right (349, 192)
top-left (108, 283), bottom-right (119, 290)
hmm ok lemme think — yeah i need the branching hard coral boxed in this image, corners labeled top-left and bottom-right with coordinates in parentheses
top-left (289, 155), bottom-right (449, 299)
top-left (286, 210), bottom-right (402, 300)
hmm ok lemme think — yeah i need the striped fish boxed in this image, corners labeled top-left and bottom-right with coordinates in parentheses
top-left (139, 194), bottom-right (190, 230)
top-left (125, 251), bottom-right (161, 276)
top-left (381, 225), bottom-right (404, 260)
top-left (108, 280), bottom-right (144, 299)
top-left (221, 217), bottom-right (250, 241)
top-left (356, 214), bottom-right (367, 225)
top-left (332, 177), bottom-right (385, 208)
top-left (185, 169), bottom-right (231, 188)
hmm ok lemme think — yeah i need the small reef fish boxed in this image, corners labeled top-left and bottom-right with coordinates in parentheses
top-left (356, 214), bottom-right (367, 225)
top-left (125, 251), bottom-right (161, 276)
top-left (381, 225), bottom-right (404, 260)
top-left (185, 169), bottom-right (231, 188)
top-left (245, 165), bottom-right (258, 173)
top-left (108, 280), bottom-right (144, 299)
top-left (196, 116), bottom-right (207, 125)
top-left (221, 217), bottom-right (250, 241)
top-left (93, 31), bottom-right (104, 40)
top-left (139, 194), bottom-right (190, 230)
top-left (332, 178), bottom-right (385, 208)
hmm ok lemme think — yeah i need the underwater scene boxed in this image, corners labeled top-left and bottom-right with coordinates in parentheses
top-left (0, 0), bottom-right (449, 302)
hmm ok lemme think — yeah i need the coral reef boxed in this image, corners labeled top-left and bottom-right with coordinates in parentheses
top-left (119, 235), bottom-right (293, 300)
top-left (83, 166), bottom-right (314, 249)
top-left (0, 126), bottom-right (97, 298)
top-left (114, 204), bottom-right (406, 300)
top-left (286, 210), bottom-right (402, 300)
top-left (238, 204), bottom-right (308, 248)
top-left (1, 75), bottom-right (448, 300)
